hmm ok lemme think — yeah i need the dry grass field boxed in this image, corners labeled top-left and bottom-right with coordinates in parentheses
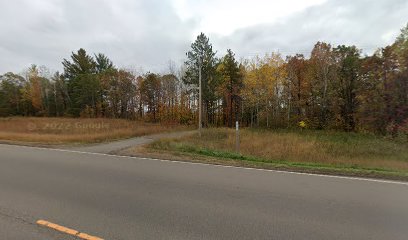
top-left (0, 117), bottom-right (189, 144)
top-left (150, 128), bottom-right (408, 177)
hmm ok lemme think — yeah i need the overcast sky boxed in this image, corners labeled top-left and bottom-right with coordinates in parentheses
top-left (0, 0), bottom-right (407, 75)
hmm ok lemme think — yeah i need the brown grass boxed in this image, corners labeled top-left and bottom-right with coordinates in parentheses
top-left (0, 117), bottom-right (189, 144)
top-left (150, 128), bottom-right (408, 173)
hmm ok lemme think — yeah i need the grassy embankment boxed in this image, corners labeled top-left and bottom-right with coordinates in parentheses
top-left (0, 117), bottom-right (189, 144)
top-left (148, 128), bottom-right (408, 179)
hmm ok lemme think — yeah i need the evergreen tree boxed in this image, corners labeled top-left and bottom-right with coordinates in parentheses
top-left (217, 49), bottom-right (242, 127)
top-left (95, 53), bottom-right (115, 73)
top-left (63, 49), bottom-right (99, 116)
top-left (183, 33), bottom-right (218, 126)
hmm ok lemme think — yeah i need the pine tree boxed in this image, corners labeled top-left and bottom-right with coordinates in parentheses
top-left (183, 33), bottom-right (218, 126)
top-left (63, 49), bottom-right (99, 116)
top-left (217, 49), bottom-right (242, 127)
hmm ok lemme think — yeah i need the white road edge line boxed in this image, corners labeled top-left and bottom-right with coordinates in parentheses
top-left (3, 144), bottom-right (408, 186)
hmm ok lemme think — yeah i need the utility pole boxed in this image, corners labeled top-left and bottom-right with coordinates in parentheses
top-left (198, 58), bottom-right (202, 137)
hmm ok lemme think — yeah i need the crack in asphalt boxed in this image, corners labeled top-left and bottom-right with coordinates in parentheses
top-left (0, 206), bottom-right (36, 226)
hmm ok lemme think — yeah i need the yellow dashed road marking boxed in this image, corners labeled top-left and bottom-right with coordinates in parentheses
top-left (36, 220), bottom-right (103, 240)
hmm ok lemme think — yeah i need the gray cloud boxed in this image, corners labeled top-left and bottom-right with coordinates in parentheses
top-left (214, 0), bottom-right (408, 58)
top-left (0, 0), bottom-right (196, 74)
top-left (0, 0), bottom-right (407, 75)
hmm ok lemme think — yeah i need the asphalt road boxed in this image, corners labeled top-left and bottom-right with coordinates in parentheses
top-left (0, 143), bottom-right (407, 240)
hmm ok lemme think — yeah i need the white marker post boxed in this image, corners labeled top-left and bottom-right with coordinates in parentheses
top-left (236, 121), bottom-right (240, 153)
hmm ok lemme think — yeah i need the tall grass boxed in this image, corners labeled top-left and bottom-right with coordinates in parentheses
top-left (0, 117), bottom-right (188, 144)
top-left (151, 128), bottom-right (408, 173)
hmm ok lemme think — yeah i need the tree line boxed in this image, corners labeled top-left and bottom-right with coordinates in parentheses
top-left (0, 24), bottom-right (407, 136)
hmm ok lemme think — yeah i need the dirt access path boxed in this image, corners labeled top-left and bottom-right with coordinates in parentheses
top-left (67, 130), bottom-right (195, 154)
